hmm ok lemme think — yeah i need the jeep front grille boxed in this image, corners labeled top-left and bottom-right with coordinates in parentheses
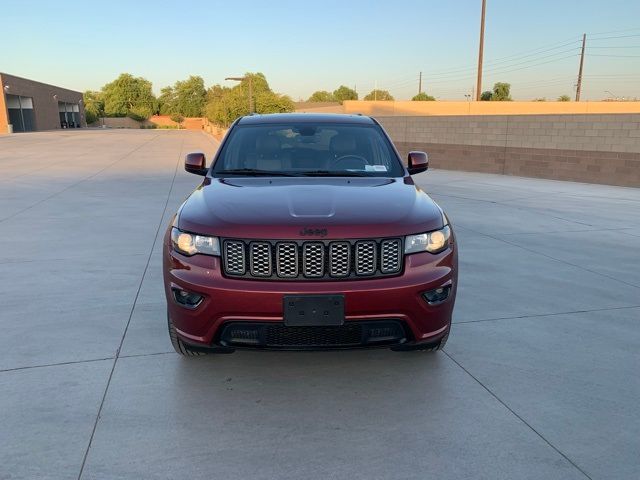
top-left (276, 243), bottom-right (298, 278)
top-left (249, 242), bottom-right (272, 277)
top-left (222, 238), bottom-right (403, 280)
top-left (380, 239), bottom-right (402, 274)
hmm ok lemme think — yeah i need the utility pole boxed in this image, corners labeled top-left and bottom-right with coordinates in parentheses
top-left (576, 33), bottom-right (586, 102)
top-left (418, 71), bottom-right (422, 95)
top-left (374, 80), bottom-right (378, 101)
top-left (475, 0), bottom-right (487, 101)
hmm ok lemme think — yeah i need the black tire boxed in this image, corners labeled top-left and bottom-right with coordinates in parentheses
top-left (168, 311), bottom-right (206, 356)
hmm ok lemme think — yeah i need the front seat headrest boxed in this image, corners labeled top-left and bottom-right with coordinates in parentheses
top-left (330, 134), bottom-right (357, 155)
top-left (256, 135), bottom-right (280, 154)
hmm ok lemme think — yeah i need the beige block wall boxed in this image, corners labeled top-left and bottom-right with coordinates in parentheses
top-left (377, 114), bottom-right (640, 154)
top-left (376, 114), bottom-right (640, 187)
top-left (93, 117), bottom-right (148, 129)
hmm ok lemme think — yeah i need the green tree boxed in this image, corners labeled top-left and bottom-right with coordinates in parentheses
top-left (308, 90), bottom-right (335, 102)
top-left (157, 86), bottom-right (176, 115)
top-left (363, 89), bottom-right (394, 101)
top-left (557, 95), bottom-right (571, 102)
top-left (173, 76), bottom-right (206, 117)
top-left (158, 76), bottom-right (206, 117)
top-left (170, 113), bottom-right (184, 127)
top-left (333, 85), bottom-right (358, 103)
top-left (83, 90), bottom-right (104, 124)
top-left (204, 72), bottom-right (294, 127)
top-left (412, 92), bottom-right (435, 101)
top-left (101, 73), bottom-right (156, 119)
top-left (491, 82), bottom-right (512, 101)
top-left (480, 90), bottom-right (493, 101)
top-left (255, 91), bottom-right (295, 113)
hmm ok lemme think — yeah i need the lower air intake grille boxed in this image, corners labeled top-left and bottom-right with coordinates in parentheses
top-left (218, 321), bottom-right (408, 349)
top-left (266, 324), bottom-right (363, 347)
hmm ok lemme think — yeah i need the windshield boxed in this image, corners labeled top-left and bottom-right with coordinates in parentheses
top-left (212, 123), bottom-right (404, 177)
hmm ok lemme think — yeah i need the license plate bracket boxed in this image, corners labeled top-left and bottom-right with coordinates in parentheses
top-left (283, 295), bottom-right (345, 326)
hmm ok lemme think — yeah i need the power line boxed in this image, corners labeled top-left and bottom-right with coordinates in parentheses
top-left (416, 39), bottom-right (581, 79)
top-left (367, 36), bottom-right (584, 94)
top-left (588, 27), bottom-right (640, 36)
top-left (418, 54), bottom-right (579, 88)
top-left (484, 54), bottom-right (579, 77)
top-left (587, 53), bottom-right (640, 58)
top-left (358, 28), bottom-right (639, 100)
top-left (589, 45), bottom-right (640, 48)
top-left (589, 33), bottom-right (640, 41)
top-left (424, 50), bottom-right (579, 84)
top-left (583, 73), bottom-right (640, 77)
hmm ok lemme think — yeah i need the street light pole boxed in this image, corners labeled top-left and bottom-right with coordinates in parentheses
top-left (225, 76), bottom-right (253, 113)
top-left (475, 0), bottom-right (487, 101)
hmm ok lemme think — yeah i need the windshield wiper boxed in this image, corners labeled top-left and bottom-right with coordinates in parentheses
top-left (301, 170), bottom-right (371, 177)
top-left (218, 168), bottom-right (302, 177)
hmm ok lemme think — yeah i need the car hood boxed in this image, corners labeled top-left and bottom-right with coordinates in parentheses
top-left (178, 177), bottom-right (444, 239)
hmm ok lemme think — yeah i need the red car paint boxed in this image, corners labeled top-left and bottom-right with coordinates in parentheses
top-left (163, 114), bottom-right (457, 353)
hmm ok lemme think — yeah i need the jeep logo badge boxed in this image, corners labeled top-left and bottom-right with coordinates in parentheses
top-left (299, 227), bottom-right (328, 237)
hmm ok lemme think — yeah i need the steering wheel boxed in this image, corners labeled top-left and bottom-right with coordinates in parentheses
top-left (330, 154), bottom-right (371, 169)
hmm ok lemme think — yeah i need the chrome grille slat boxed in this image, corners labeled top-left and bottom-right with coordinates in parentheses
top-left (249, 242), bottom-right (272, 277)
top-left (224, 241), bottom-right (246, 275)
top-left (302, 242), bottom-right (325, 278)
top-left (276, 243), bottom-right (298, 278)
top-left (222, 238), bottom-right (402, 280)
top-left (355, 241), bottom-right (377, 275)
top-left (329, 242), bottom-right (351, 277)
top-left (380, 239), bottom-right (402, 273)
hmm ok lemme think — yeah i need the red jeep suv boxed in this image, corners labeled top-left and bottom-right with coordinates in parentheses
top-left (163, 114), bottom-right (457, 355)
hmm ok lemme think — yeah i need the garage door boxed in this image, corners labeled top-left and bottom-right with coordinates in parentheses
top-left (6, 94), bottom-right (35, 132)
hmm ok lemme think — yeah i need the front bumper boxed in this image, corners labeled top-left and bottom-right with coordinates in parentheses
top-left (163, 234), bottom-right (457, 350)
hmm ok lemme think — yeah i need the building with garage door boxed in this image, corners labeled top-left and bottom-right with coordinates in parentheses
top-left (0, 72), bottom-right (86, 133)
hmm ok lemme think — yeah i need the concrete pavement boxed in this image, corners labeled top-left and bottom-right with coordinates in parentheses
top-left (0, 130), bottom-right (638, 479)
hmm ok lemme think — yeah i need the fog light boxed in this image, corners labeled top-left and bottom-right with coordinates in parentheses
top-left (172, 287), bottom-right (203, 308)
top-left (422, 286), bottom-right (451, 305)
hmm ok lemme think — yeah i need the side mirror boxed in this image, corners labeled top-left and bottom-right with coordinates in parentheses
top-left (185, 152), bottom-right (207, 176)
top-left (407, 151), bottom-right (428, 175)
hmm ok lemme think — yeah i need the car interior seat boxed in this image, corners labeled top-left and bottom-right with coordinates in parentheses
top-left (245, 135), bottom-right (291, 171)
top-left (329, 134), bottom-right (368, 169)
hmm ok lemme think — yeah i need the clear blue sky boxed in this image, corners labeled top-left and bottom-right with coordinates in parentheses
top-left (3, 0), bottom-right (639, 100)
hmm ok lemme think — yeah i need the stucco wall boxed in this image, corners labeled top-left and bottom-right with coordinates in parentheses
top-left (377, 114), bottom-right (640, 187)
top-left (345, 100), bottom-right (640, 116)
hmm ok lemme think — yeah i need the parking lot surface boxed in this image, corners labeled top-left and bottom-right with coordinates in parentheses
top-left (1, 130), bottom-right (638, 480)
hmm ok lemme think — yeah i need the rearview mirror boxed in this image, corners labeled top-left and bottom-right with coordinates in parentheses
top-left (185, 152), bottom-right (207, 176)
top-left (407, 151), bottom-right (428, 175)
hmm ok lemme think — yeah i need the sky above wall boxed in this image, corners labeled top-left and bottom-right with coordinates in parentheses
top-left (2, 0), bottom-right (640, 101)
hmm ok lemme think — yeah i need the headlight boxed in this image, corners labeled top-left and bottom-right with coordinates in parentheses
top-left (405, 225), bottom-right (451, 254)
top-left (171, 227), bottom-right (220, 256)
